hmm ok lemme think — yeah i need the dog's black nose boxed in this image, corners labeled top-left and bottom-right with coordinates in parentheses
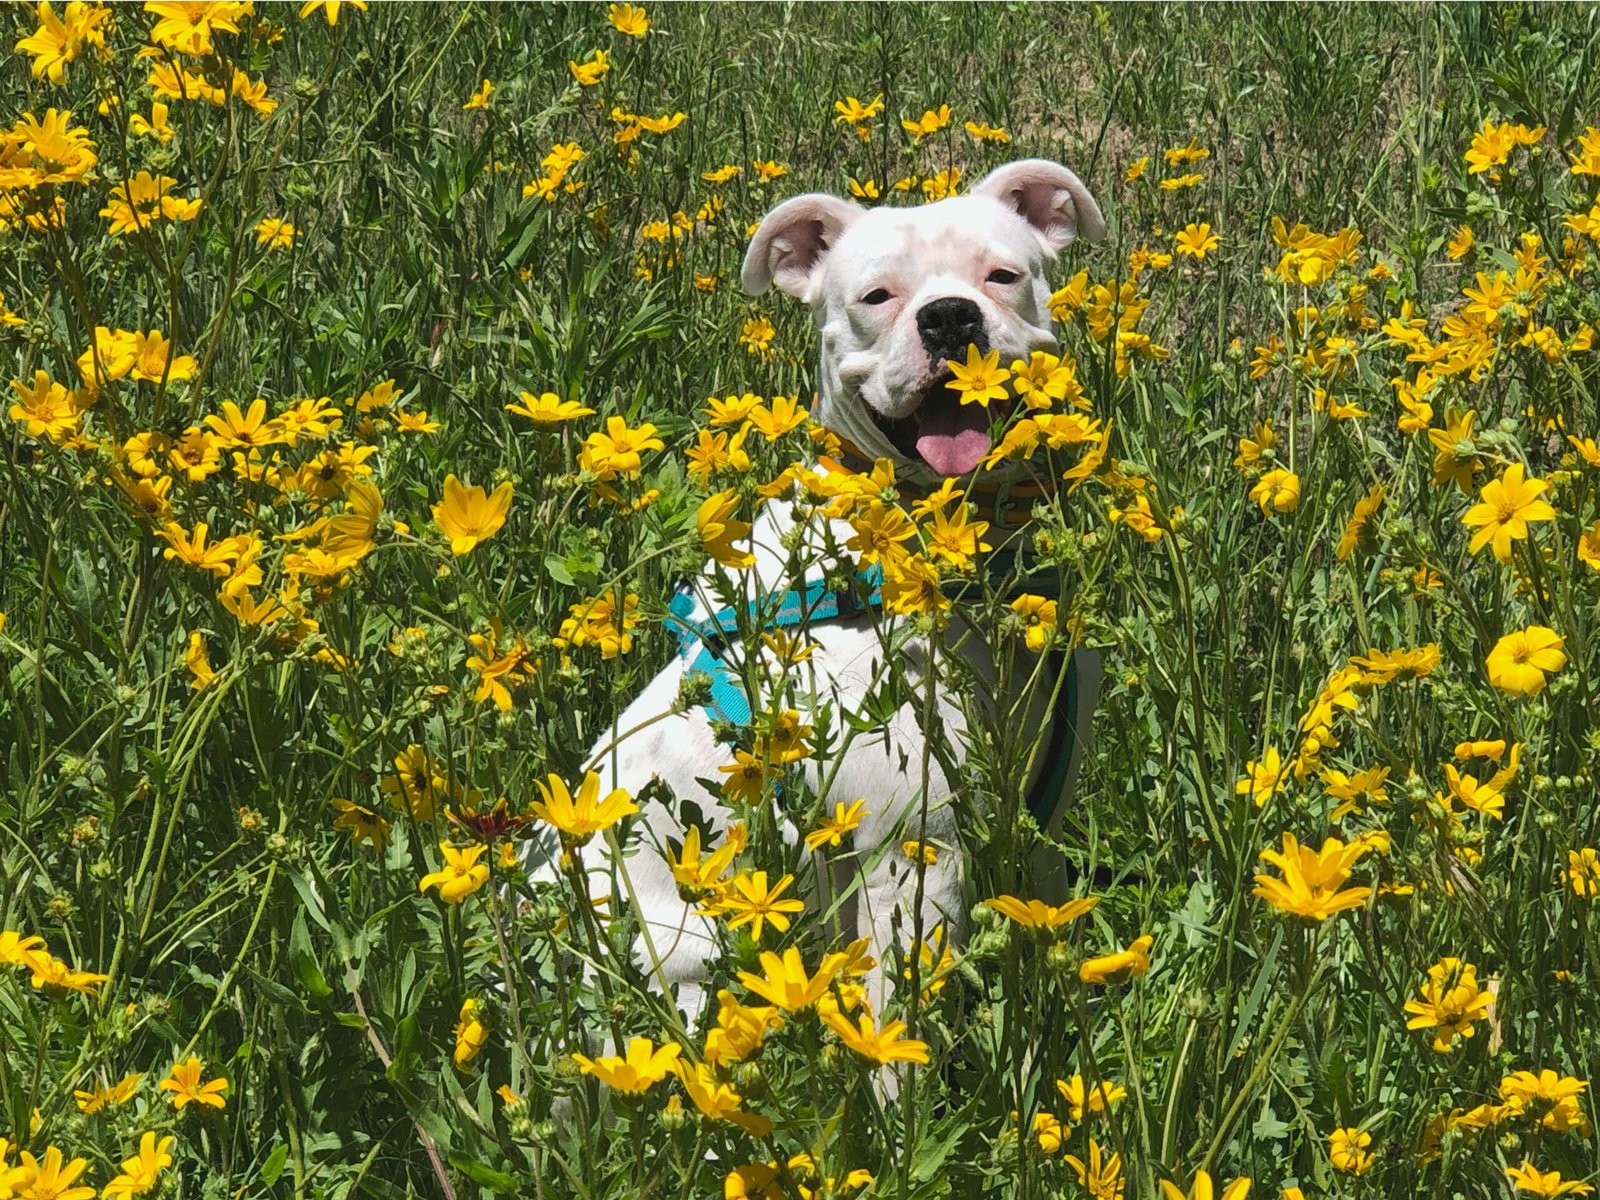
top-left (916, 297), bottom-right (986, 361)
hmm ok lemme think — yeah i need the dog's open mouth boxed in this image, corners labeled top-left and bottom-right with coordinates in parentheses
top-left (871, 373), bottom-right (1006, 477)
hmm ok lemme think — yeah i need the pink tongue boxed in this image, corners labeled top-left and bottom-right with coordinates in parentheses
top-left (915, 404), bottom-right (993, 476)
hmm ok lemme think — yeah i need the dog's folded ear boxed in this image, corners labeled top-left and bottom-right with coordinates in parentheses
top-left (741, 194), bottom-right (862, 300)
top-left (974, 159), bottom-right (1106, 252)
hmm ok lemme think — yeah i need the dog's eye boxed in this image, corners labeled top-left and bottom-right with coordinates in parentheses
top-left (987, 268), bottom-right (1021, 285)
top-left (860, 288), bottom-right (892, 305)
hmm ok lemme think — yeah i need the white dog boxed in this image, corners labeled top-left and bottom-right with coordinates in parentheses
top-left (579, 159), bottom-right (1105, 1025)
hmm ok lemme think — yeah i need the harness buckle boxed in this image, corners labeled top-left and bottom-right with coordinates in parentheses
top-left (988, 477), bottom-right (1041, 529)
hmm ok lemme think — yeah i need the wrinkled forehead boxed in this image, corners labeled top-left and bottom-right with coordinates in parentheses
top-left (826, 196), bottom-right (1042, 286)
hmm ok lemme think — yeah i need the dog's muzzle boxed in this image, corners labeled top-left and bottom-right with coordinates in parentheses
top-left (868, 297), bottom-right (1006, 477)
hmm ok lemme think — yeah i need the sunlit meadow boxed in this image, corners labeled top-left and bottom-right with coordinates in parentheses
top-left (4, 2), bottom-right (1600, 1197)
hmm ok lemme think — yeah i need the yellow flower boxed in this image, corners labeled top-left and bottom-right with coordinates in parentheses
top-left (463, 79), bottom-right (493, 110)
top-left (255, 218), bottom-right (296, 248)
top-left (606, 2), bottom-right (648, 36)
top-left (1063, 1139), bottom-right (1125, 1200)
top-left (15, 2), bottom-right (112, 84)
top-left (751, 159), bottom-right (788, 183)
top-left (748, 394), bottom-right (808, 439)
top-left (804, 799), bottom-right (869, 851)
top-left (1486, 625), bottom-right (1566, 696)
top-left (1569, 848), bottom-right (1600, 897)
top-left (556, 590), bottom-right (640, 658)
top-left (1505, 1162), bottom-right (1594, 1197)
top-left (98, 172), bottom-right (202, 236)
top-left (568, 49), bottom-right (610, 86)
top-left (902, 839), bottom-right (938, 866)
top-left (579, 416), bottom-right (665, 479)
top-left (1254, 833), bottom-right (1372, 921)
top-left (1010, 593), bottom-right (1058, 653)
top-left (674, 1061), bottom-right (771, 1136)
top-left (822, 1010), bottom-right (930, 1066)
top-left (8, 371), bottom-right (88, 442)
top-left (184, 630), bottom-right (215, 690)
top-left (1159, 1171), bottom-right (1252, 1200)
top-left (704, 870), bottom-right (804, 941)
top-left (697, 490), bottom-right (755, 568)
top-left (381, 745), bottom-right (448, 820)
top-left (667, 823), bottom-right (743, 893)
top-left (453, 998), bottom-right (489, 1070)
top-left (964, 119), bottom-right (1010, 143)
top-left (1579, 521), bottom-right (1600, 570)
top-left (506, 390), bottom-right (594, 424)
top-left (1404, 957), bottom-right (1493, 1051)
top-left (717, 749), bottom-right (771, 806)
top-left (392, 408), bottom-right (438, 434)
top-left (1033, 1111), bottom-right (1069, 1154)
top-left (1499, 1069), bottom-right (1589, 1133)
top-left (572, 1037), bottom-right (681, 1094)
top-left (1, 930), bottom-right (48, 967)
top-left (158, 1057), bottom-right (228, 1110)
top-left (1056, 1075), bottom-right (1127, 1121)
top-left (1455, 738), bottom-right (1508, 761)
top-left (1349, 643), bottom-right (1440, 683)
top-left (330, 798), bottom-right (389, 849)
top-left (921, 167), bottom-right (962, 200)
top-left (530, 771), bottom-right (638, 845)
top-left (922, 501), bottom-right (991, 569)
top-left (204, 398), bottom-right (284, 449)
top-left (1464, 118), bottom-right (1543, 176)
top-left (1447, 223), bottom-right (1475, 260)
top-left (1328, 1127), bottom-right (1375, 1175)
top-left (1235, 747), bottom-right (1286, 806)
top-left (901, 105), bottom-right (951, 141)
top-left (1321, 765), bottom-right (1390, 821)
top-left (127, 329), bottom-right (196, 384)
top-left (24, 951), bottom-right (108, 993)
top-left (158, 522), bottom-right (240, 577)
top-left (147, 0), bottom-right (249, 54)
top-left (418, 842), bottom-right (490, 903)
top-left (1429, 407), bottom-right (1482, 493)
top-left (1124, 155), bottom-right (1149, 182)
top-left (101, 1132), bottom-right (174, 1200)
top-left (1174, 222), bottom-right (1220, 259)
top-left (7, 1146), bottom-right (95, 1200)
top-left (985, 894), bottom-right (1099, 931)
top-left (1249, 468), bottom-right (1300, 515)
top-left (298, 0), bottom-right (367, 25)
top-left (1463, 462), bottom-right (1556, 561)
top-left (944, 344), bottom-right (1011, 406)
top-left (431, 474), bottom-right (513, 555)
top-left (736, 946), bottom-right (842, 1011)
top-left (1336, 482), bottom-right (1386, 562)
top-left (1049, 269), bottom-right (1091, 319)
top-left (881, 554), bottom-right (951, 620)
top-left (753, 708), bottom-right (812, 765)
top-left (73, 1072), bottom-right (141, 1114)
top-left (1079, 935), bottom-right (1154, 985)
top-left (704, 989), bottom-right (782, 1065)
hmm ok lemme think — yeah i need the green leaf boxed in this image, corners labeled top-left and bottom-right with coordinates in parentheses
top-left (445, 1153), bottom-right (519, 1193)
top-left (260, 1143), bottom-right (289, 1186)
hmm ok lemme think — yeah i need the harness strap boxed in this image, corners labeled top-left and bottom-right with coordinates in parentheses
top-left (665, 570), bottom-right (1097, 828)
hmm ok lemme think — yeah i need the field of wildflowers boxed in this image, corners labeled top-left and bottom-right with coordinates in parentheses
top-left (5, 1), bottom-right (1600, 1196)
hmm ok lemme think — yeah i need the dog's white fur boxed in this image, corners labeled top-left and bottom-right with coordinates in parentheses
top-left (574, 160), bottom-right (1105, 1026)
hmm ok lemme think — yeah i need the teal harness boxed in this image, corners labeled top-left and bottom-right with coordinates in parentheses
top-left (663, 560), bottom-right (1100, 833)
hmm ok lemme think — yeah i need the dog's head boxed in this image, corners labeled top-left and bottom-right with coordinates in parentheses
top-left (742, 159), bottom-right (1105, 479)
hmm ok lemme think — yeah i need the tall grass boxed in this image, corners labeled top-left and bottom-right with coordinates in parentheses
top-left (4, 3), bottom-right (1600, 1197)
